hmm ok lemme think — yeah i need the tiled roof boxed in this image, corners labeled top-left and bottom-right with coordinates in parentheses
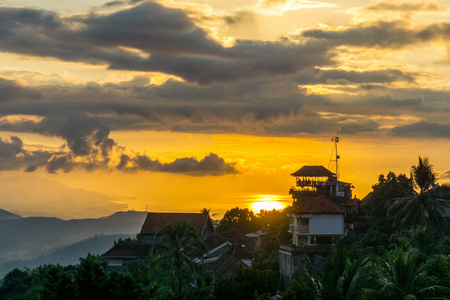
top-left (102, 244), bottom-right (153, 258)
top-left (204, 233), bottom-right (229, 250)
top-left (291, 165), bottom-right (335, 177)
top-left (293, 195), bottom-right (346, 214)
top-left (345, 198), bottom-right (360, 207)
top-left (219, 228), bottom-right (255, 249)
top-left (140, 212), bottom-right (211, 235)
top-left (231, 243), bottom-right (253, 260)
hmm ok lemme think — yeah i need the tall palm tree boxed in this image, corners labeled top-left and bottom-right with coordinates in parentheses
top-left (411, 157), bottom-right (436, 194)
top-left (388, 156), bottom-right (448, 236)
top-left (152, 221), bottom-right (208, 296)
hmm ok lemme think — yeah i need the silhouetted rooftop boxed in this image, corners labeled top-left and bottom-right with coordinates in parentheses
top-left (291, 165), bottom-right (335, 177)
top-left (293, 195), bottom-right (346, 214)
top-left (102, 244), bottom-right (153, 258)
top-left (140, 212), bottom-right (212, 236)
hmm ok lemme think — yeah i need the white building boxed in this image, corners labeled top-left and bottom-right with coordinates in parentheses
top-left (288, 195), bottom-right (346, 246)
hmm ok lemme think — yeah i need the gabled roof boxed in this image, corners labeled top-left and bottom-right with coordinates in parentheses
top-left (140, 212), bottom-right (212, 236)
top-left (102, 244), bottom-right (153, 258)
top-left (204, 233), bottom-right (229, 250)
top-left (291, 165), bottom-right (335, 177)
top-left (293, 195), bottom-right (346, 214)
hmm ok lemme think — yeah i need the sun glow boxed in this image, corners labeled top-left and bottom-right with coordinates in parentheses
top-left (250, 194), bottom-right (288, 213)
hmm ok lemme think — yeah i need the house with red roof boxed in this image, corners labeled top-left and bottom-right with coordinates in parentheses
top-left (139, 212), bottom-right (214, 243)
top-left (102, 212), bottom-right (214, 270)
top-left (280, 165), bottom-right (366, 283)
top-left (288, 195), bottom-right (346, 246)
top-left (102, 212), bottom-right (254, 280)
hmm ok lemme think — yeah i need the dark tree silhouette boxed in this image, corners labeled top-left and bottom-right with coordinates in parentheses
top-left (388, 156), bottom-right (449, 236)
top-left (152, 221), bottom-right (207, 296)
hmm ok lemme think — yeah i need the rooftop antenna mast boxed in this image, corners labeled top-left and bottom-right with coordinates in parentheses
top-left (328, 134), bottom-right (340, 180)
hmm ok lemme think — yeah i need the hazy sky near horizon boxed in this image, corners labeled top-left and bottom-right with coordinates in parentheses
top-left (0, 0), bottom-right (450, 219)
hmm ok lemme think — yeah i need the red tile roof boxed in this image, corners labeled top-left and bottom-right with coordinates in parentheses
top-left (102, 244), bottom-right (153, 258)
top-left (293, 195), bottom-right (346, 214)
top-left (140, 212), bottom-right (212, 235)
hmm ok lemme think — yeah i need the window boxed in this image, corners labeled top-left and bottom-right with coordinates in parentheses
top-left (298, 218), bottom-right (309, 226)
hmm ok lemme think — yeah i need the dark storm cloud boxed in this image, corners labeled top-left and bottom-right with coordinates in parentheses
top-left (0, 136), bottom-right (55, 171)
top-left (117, 152), bottom-right (238, 176)
top-left (0, 3), bottom-right (332, 84)
top-left (83, 2), bottom-right (222, 55)
top-left (0, 78), bottom-right (42, 102)
top-left (0, 70), bottom-right (448, 138)
top-left (391, 121), bottom-right (450, 138)
top-left (0, 134), bottom-right (238, 175)
top-left (0, 7), bottom-right (144, 66)
top-left (301, 21), bottom-right (450, 49)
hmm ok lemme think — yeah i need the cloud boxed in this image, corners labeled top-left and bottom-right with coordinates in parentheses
top-left (391, 121), bottom-right (450, 138)
top-left (0, 3), bottom-right (333, 85)
top-left (117, 153), bottom-right (238, 176)
top-left (0, 136), bottom-right (55, 171)
top-left (0, 135), bottom-right (238, 176)
top-left (293, 68), bottom-right (419, 85)
top-left (0, 69), bottom-right (449, 139)
top-left (364, 1), bottom-right (446, 12)
top-left (300, 21), bottom-right (450, 49)
top-left (255, 0), bottom-right (335, 16)
top-left (340, 119), bottom-right (380, 134)
top-left (440, 169), bottom-right (450, 179)
top-left (0, 78), bottom-right (42, 102)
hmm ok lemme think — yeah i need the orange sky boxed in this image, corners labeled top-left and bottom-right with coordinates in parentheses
top-left (0, 0), bottom-right (450, 219)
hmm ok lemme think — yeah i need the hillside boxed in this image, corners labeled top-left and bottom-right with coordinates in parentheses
top-left (0, 209), bottom-right (21, 220)
top-left (0, 210), bottom-right (147, 263)
top-left (0, 233), bottom-right (135, 278)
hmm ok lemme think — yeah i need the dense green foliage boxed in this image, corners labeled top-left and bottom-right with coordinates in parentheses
top-left (213, 267), bottom-right (279, 300)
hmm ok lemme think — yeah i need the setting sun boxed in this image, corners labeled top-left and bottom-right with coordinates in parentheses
top-left (250, 195), bottom-right (289, 213)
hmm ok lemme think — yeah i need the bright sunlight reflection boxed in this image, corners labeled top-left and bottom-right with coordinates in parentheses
top-left (250, 195), bottom-right (287, 213)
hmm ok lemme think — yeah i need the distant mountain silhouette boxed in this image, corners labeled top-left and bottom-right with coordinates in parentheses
top-left (0, 175), bottom-right (127, 219)
top-left (0, 210), bottom-right (147, 264)
top-left (0, 233), bottom-right (136, 278)
top-left (0, 209), bottom-right (21, 220)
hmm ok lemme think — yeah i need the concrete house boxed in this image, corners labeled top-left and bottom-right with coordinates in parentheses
top-left (102, 212), bottom-right (254, 281)
top-left (280, 164), bottom-right (365, 283)
top-left (288, 195), bottom-right (346, 246)
top-left (102, 212), bottom-right (214, 270)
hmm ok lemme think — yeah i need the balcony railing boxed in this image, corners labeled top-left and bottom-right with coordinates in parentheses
top-left (290, 224), bottom-right (310, 233)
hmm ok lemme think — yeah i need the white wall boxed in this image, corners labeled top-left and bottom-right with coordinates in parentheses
top-left (309, 214), bottom-right (344, 235)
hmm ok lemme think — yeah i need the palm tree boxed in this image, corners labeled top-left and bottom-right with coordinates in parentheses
top-left (364, 248), bottom-right (449, 300)
top-left (396, 227), bottom-right (440, 267)
top-left (152, 221), bottom-right (208, 296)
top-left (200, 207), bottom-right (219, 227)
top-left (307, 247), bottom-right (371, 300)
top-left (411, 157), bottom-right (436, 194)
top-left (388, 156), bottom-right (448, 236)
top-left (199, 208), bottom-right (216, 217)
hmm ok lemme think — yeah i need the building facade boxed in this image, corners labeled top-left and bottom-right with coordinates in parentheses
top-left (280, 165), bottom-right (365, 283)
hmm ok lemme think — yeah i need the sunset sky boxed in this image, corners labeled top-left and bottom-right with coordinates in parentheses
top-left (0, 0), bottom-right (450, 219)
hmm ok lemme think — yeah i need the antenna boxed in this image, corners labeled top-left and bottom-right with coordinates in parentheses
top-left (328, 134), bottom-right (340, 179)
